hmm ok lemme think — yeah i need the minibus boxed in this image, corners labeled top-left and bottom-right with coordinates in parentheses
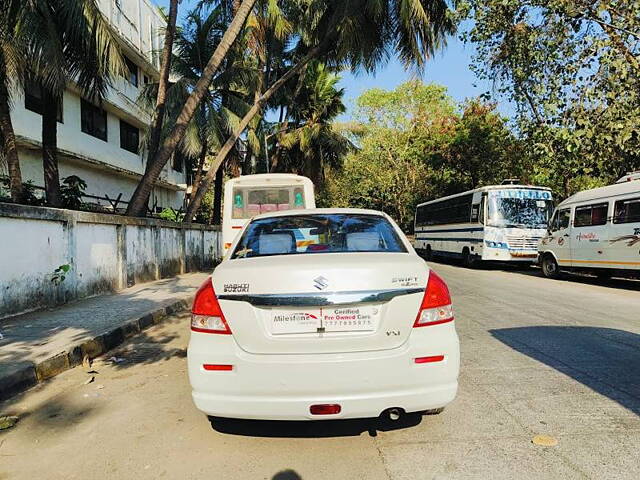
top-left (222, 174), bottom-right (315, 254)
top-left (414, 182), bottom-right (554, 267)
top-left (538, 172), bottom-right (640, 279)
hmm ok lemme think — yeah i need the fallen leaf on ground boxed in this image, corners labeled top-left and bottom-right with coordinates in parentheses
top-left (532, 434), bottom-right (558, 447)
top-left (0, 416), bottom-right (19, 430)
top-left (96, 385), bottom-right (105, 390)
top-left (83, 376), bottom-right (95, 385)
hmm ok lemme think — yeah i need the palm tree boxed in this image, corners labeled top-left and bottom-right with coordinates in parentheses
top-left (183, 0), bottom-right (456, 220)
top-left (21, 0), bottom-right (124, 207)
top-left (146, 0), bottom-right (180, 171)
top-left (272, 62), bottom-right (353, 186)
top-left (125, 0), bottom-right (257, 217)
top-left (0, 0), bottom-right (26, 202)
top-left (138, 4), bottom-right (253, 217)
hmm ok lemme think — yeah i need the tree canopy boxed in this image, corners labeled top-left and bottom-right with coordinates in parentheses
top-left (322, 81), bottom-right (522, 231)
top-left (461, 0), bottom-right (640, 196)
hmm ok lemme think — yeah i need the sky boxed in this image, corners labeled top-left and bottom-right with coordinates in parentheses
top-left (334, 32), bottom-right (508, 121)
top-left (154, 1), bottom-right (510, 120)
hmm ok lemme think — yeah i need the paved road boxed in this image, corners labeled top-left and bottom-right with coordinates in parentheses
top-left (2, 263), bottom-right (639, 479)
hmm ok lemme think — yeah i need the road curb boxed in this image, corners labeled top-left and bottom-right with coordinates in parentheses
top-left (0, 297), bottom-right (193, 402)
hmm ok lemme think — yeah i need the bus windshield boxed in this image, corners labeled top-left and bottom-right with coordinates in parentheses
top-left (487, 190), bottom-right (553, 229)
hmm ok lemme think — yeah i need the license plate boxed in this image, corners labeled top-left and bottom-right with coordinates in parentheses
top-left (270, 305), bottom-right (380, 334)
top-left (271, 308), bottom-right (321, 335)
top-left (321, 305), bottom-right (380, 332)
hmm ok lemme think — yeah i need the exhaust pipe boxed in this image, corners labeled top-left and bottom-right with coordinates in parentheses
top-left (387, 408), bottom-right (402, 421)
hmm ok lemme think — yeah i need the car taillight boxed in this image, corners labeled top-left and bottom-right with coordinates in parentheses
top-left (191, 277), bottom-right (231, 334)
top-left (414, 270), bottom-right (454, 327)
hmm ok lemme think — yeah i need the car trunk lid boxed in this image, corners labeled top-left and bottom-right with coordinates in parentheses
top-left (213, 253), bottom-right (428, 354)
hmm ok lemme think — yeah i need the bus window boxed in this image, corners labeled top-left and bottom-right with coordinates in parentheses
top-left (550, 208), bottom-right (570, 232)
top-left (574, 203), bottom-right (608, 227)
top-left (232, 187), bottom-right (302, 219)
top-left (613, 197), bottom-right (640, 224)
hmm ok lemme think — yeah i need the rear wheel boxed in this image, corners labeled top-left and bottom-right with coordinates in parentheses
top-left (425, 245), bottom-right (433, 261)
top-left (541, 254), bottom-right (561, 279)
top-left (462, 248), bottom-right (477, 268)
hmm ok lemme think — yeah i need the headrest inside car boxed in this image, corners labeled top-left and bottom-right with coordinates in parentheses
top-left (346, 232), bottom-right (381, 251)
top-left (258, 232), bottom-right (295, 254)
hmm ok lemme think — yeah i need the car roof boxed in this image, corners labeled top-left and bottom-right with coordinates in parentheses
top-left (250, 207), bottom-right (388, 221)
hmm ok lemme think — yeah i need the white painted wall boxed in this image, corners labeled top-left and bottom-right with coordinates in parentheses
top-left (0, 204), bottom-right (221, 319)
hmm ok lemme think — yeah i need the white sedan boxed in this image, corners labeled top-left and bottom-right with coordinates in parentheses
top-left (188, 208), bottom-right (460, 421)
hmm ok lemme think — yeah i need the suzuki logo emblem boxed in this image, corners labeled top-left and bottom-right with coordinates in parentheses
top-left (313, 276), bottom-right (329, 291)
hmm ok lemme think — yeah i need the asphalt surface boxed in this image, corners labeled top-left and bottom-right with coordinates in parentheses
top-left (1, 262), bottom-right (639, 479)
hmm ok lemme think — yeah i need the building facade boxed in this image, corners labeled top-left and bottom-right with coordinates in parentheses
top-left (7, 0), bottom-right (187, 212)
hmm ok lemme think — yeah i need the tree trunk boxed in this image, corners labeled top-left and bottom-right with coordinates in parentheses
top-left (190, 139), bottom-right (208, 201)
top-left (126, 0), bottom-right (257, 217)
top-left (183, 42), bottom-right (327, 221)
top-left (42, 90), bottom-right (62, 207)
top-left (146, 0), bottom-right (179, 170)
top-left (0, 65), bottom-right (23, 202)
top-left (211, 164), bottom-right (223, 225)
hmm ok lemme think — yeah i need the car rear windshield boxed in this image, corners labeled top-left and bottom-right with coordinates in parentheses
top-left (231, 214), bottom-right (407, 259)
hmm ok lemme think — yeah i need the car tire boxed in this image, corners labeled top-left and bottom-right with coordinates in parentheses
top-left (541, 254), bottom-right (561, 279)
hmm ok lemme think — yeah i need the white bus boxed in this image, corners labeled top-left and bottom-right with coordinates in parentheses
top-left (222, 174), bottom-right (315, 253)
top-left (538, 172), bottom-right (640, 279)
top-left (414, 183), bottom-right (554, 266)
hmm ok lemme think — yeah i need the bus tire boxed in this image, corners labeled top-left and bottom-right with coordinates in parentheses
top-left (425, 245), bottom-right (433, 261)
top-left (462, 248), bottom-right (476, 268)
top-left (541, 254), bottom-right (561, 279)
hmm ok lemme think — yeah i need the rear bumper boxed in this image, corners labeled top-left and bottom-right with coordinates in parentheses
top-left (188, 326), bottom-right (459, 420)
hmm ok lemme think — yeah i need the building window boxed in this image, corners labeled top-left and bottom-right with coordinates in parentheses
top-left (143, 74), bottom-right (150, 85)
top-left (120, 119), bottom-right (139, 154)
top-left (24, 78), bottom-right (63, 122)
top-left (80, 99), bottom-right (107, 141)
top-left (124, 55), bottom-right (139, 87)
top-left (172, 151), bottom-right (184, 173)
